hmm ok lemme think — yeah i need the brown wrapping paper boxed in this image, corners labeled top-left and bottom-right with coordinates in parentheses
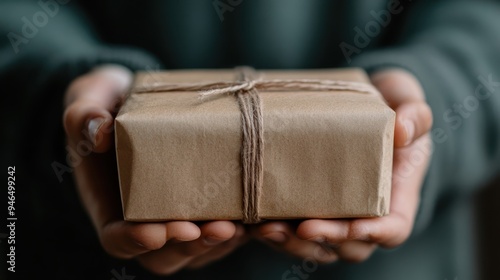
top-left (115, 68), bottom-right (395, 222)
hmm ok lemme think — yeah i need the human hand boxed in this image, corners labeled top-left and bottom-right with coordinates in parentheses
top-left (63, 65), bottom-right (247, 275)
top-left (254, 68), bottom-right (433, 263)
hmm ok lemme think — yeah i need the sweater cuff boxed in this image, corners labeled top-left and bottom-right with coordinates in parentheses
top-left (61, 45), bottom-right (163, 82)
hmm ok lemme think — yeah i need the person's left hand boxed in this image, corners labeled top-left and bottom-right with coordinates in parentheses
top-left (63, 65), bottom-right (249, 275)
top-left (253, 68), bottom-right (433, 263)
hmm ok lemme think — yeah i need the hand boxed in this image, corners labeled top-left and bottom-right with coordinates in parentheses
top-left (63, 65), bottom-right (247, 275)
top-left (254, 68), bottom-right (433, 263)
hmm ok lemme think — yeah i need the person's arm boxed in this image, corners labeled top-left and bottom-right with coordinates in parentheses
top-left (0, 1), bottom-right (247, 275)
top-left (0, 0), bottom-right (159, 155)
top-left (256, 68), bottom-right (432, 263)
top-left (255, 0), bottom-right (500, 263)
top-left (350, 0), bottom-right (500, 235)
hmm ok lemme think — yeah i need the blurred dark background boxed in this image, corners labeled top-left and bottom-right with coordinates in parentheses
top-left (475, 176), bottom-right (500, 280)
top-left (1, 0), bottom-right (500, 279)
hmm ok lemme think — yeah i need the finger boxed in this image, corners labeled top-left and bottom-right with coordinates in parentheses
top-left (64, 101), bottom-right (115, 152)
top-left (100, 221), bottom-right (200, 259)
top-left (257, 222), bottom-right (338, 263)
top-left (334, 241), bottom-right (377, 263)
top-left (297, 136), bottom-right (431, 248)
top-left (297, 197), bottom-right (414, 248)
top-left (297, 219), bottom-right (353, 243)
top-left (370, 69), bottom-right (433, 147)
top-left (63, 66), bottom-right (132, 153)
top-left (187, 224), bottom-right (248, 269)
top-left (63, 64), bottom-right (132, 107)
top-left (72, 147), bottom-right (200, 259)
top-left (349, 136), bottom-right (431, 248)
top-left (137, 221), bottom-right (236, 275)
top-left (393, 102), bottom-right (433, 147)
top-left (370, 68), bottom-right (426, 107)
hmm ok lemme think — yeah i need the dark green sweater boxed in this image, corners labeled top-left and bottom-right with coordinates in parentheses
top-left (1, 0), bottom-right (500, 279)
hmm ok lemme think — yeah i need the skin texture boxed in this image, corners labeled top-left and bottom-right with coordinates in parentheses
top-left (256, 69), bottom-right (433, 263)
top-left (63, 65), bottom-right (432, 275)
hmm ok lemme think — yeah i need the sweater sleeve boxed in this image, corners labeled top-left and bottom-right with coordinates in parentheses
top-left (0, 0), bottom-right (162, 169)
top-left (350, 0), bottom-right (500, 235)
top-left (0, 4), bottom-right (163, 275)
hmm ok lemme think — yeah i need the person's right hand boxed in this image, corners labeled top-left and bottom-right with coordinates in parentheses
top-left (63, 64), bottom-right (247, 275)
top-left (254, 68), bottom-right (433, 263)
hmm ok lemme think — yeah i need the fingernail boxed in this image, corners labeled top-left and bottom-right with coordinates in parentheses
top-left (263, 232), bottom-right (287, 243)
top-left (203, 236), bottom-right (225, 246)
top-left (88, 118), bottom-right (106, 146)
top-left (404, 120), bottom-right (414, 146)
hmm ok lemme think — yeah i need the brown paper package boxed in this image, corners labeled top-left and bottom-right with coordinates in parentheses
top-left (115, 68), bottom-right (395, 222)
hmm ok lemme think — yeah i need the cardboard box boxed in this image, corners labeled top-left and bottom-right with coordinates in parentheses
top-left (115, 68), bottom-right (395, 222)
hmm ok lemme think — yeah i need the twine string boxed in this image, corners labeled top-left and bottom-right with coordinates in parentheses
top-left (235, 67), bottom-right (264, 224)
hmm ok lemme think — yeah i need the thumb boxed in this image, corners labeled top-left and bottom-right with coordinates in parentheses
top-left (370, 69), bottom-right (433, 148)
top-left (63, 65), bottom-right (132, 153)
top-left (393, 101), bottom-right (433, 148)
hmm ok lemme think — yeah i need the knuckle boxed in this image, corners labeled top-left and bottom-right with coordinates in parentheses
top-left (374, 75), bottom-right (399, 93)
top-left (295, 220), bottom-right (318, 240)
top-left (346, 221), bottom-right (369, 241)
